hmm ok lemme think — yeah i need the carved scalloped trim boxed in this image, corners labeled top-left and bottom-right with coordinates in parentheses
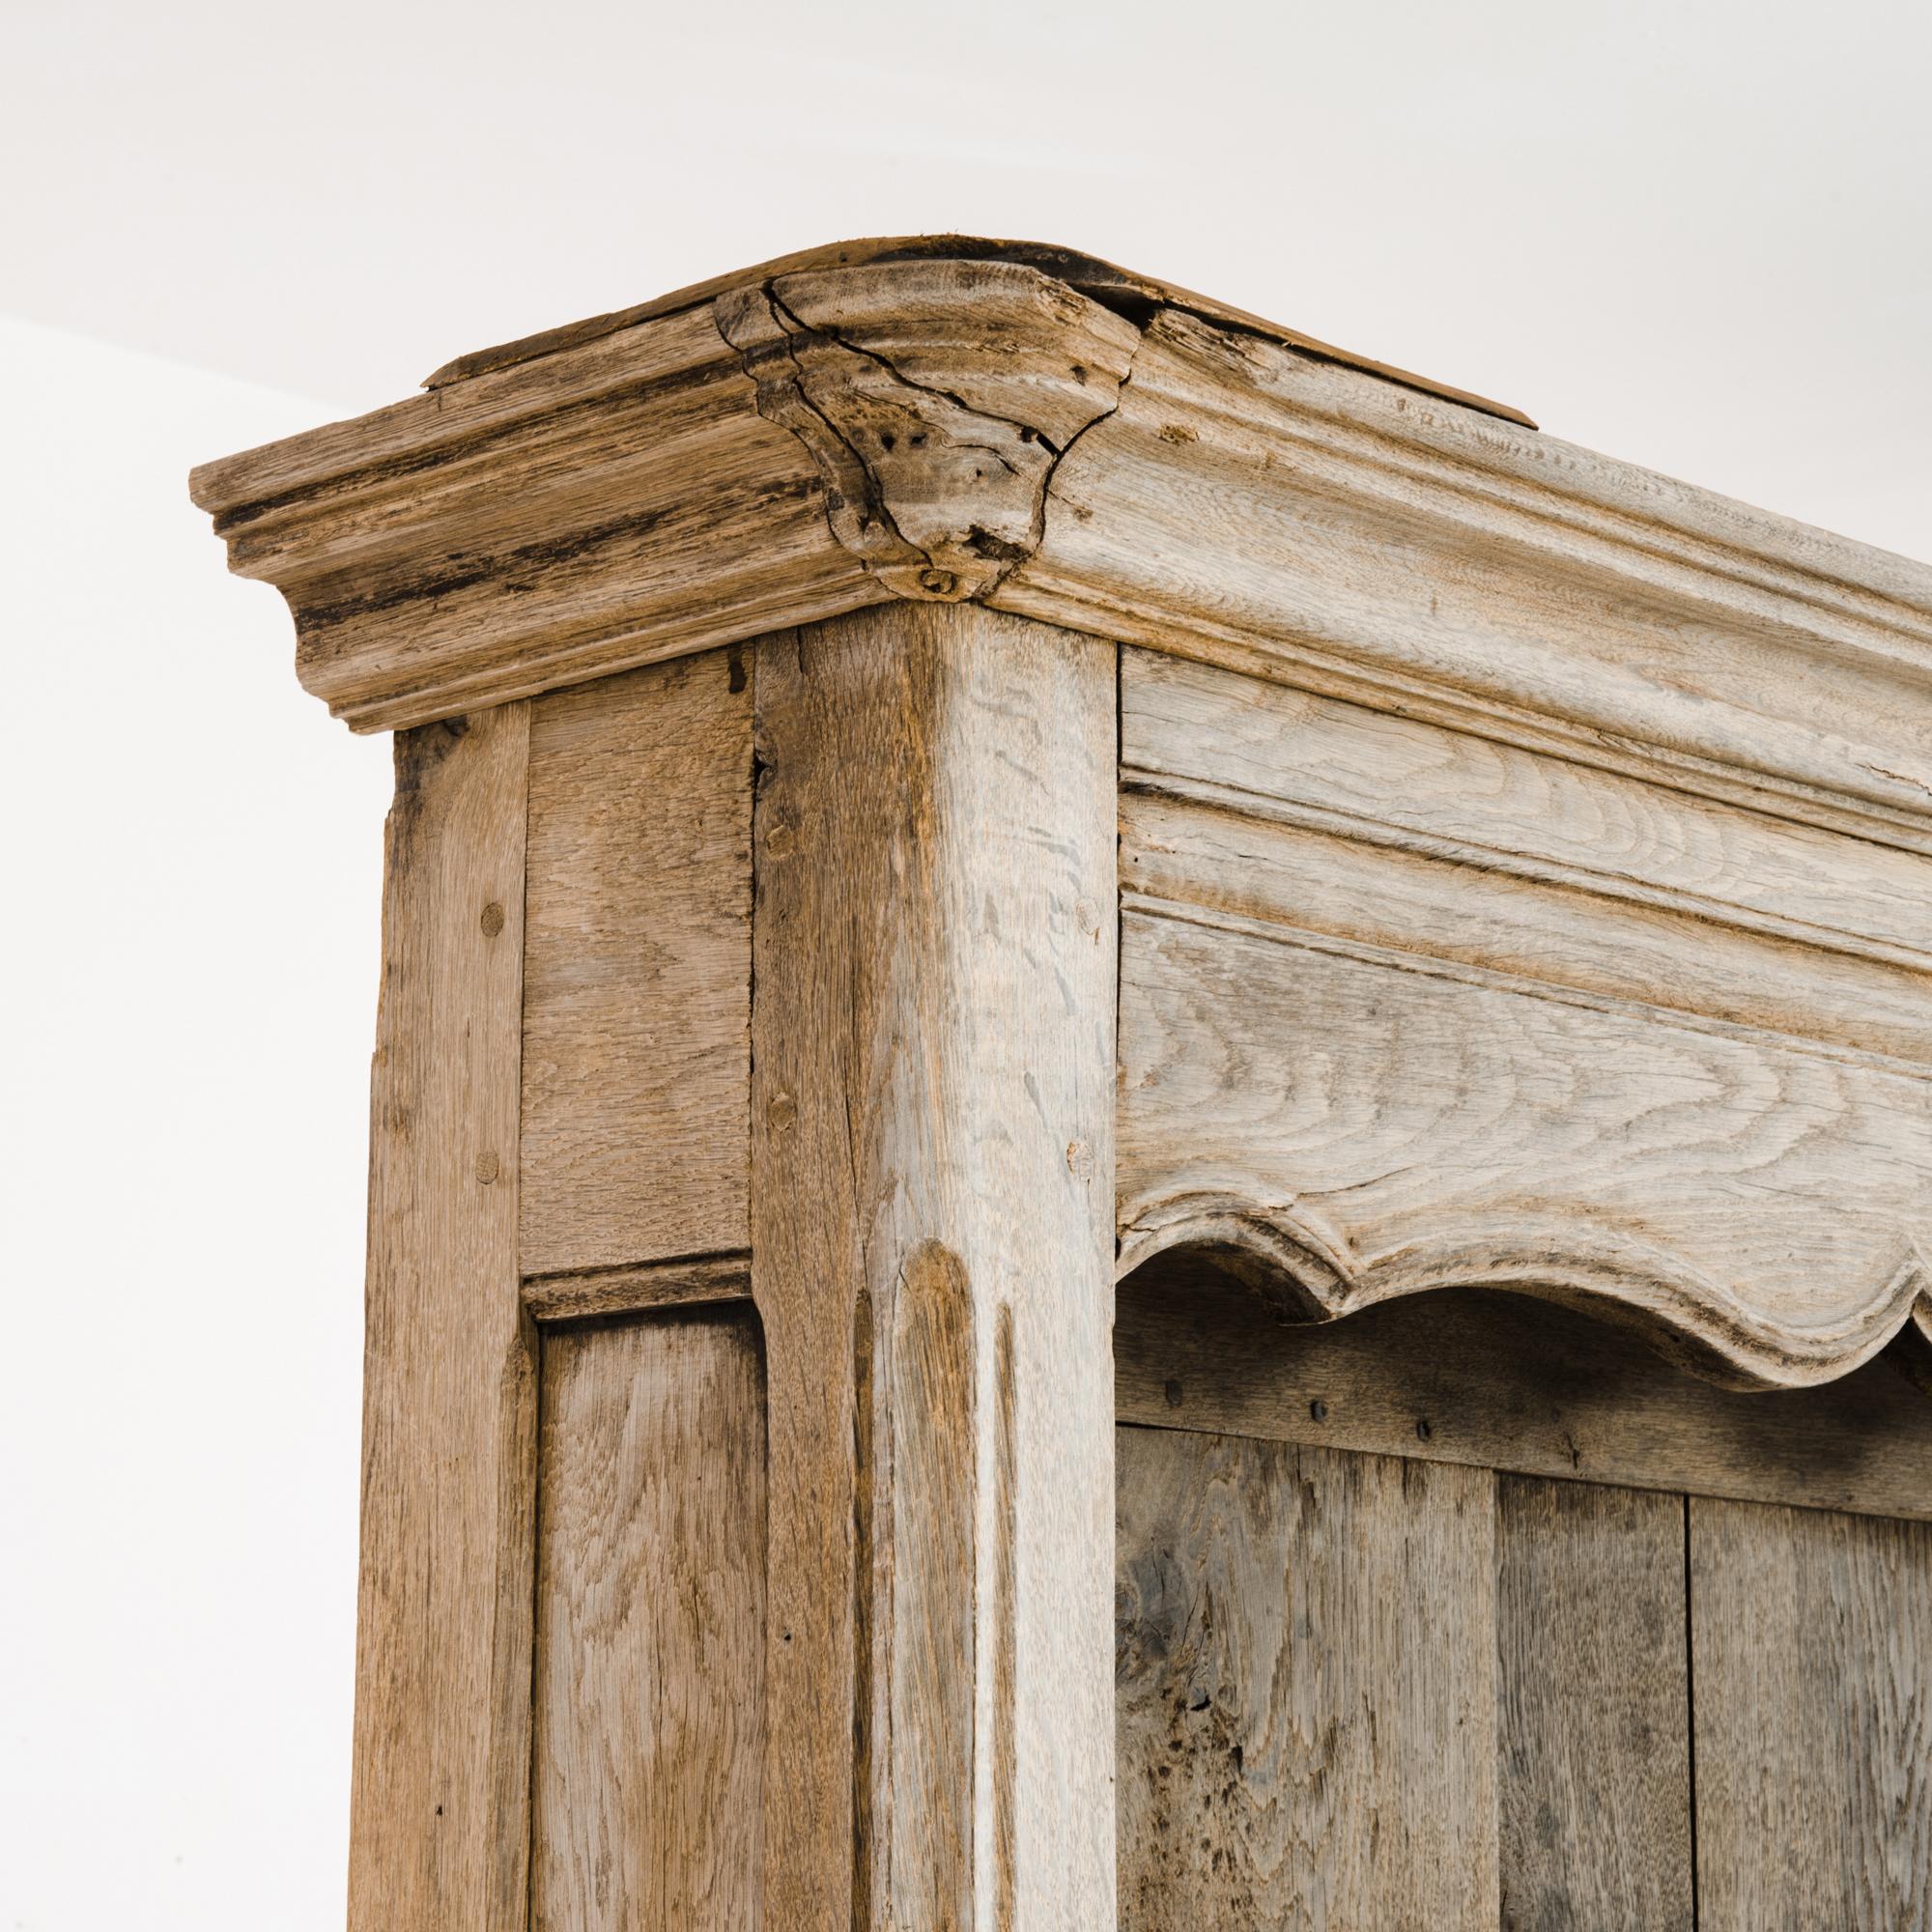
top-left (1117, 1189), bottom-right (1932, 1393)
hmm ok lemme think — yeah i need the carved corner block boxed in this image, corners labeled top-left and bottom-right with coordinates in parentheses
top-left (715, 262), bottom-right (1139, 602)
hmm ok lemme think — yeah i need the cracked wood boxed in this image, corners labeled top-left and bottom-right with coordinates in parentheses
top-left (715, 262), bottom-right (1137, 601)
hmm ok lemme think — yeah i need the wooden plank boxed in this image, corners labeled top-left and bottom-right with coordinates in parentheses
top-left (1115, 1425), bottom-right (1500, 1929)
top-left (351, 703), bottom-right (534, 1932)
top-left (521, 646), bottom-right (752, 1275)
top-left (521, 1252), bottom-right (751, 1324)
top-left (751, 603), bottom-right (1117, 1930)
top-left (1116, 1257), bottom-right (1932, 1522)
top-left (1121, 784), bottom-right (1932, 1064)
top-left (1495, 1475), bottom-right (1693, 1929)
top-left (1118, 903), bottom-right (1932, 1389)
top-left (531, 1308), bottom-right (765, 1931)
top-left (1690, 1497), bottom-right (1932, 1930)
top-left (1122, 646), bottom-right (1932, 961)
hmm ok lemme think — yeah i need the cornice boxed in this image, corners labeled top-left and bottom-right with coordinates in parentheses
top-left (191, 238), bottom-right (1932, 853)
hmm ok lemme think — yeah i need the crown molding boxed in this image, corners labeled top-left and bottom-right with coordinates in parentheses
top-left (191, 239), bottom-right (1932, 854)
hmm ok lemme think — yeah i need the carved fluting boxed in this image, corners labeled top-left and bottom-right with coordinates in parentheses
top-left (715, 262), bottom-right (1138, 601)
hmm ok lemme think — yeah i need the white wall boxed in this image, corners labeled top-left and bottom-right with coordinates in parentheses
top-left (0, 320), bottom-right (389, 1930)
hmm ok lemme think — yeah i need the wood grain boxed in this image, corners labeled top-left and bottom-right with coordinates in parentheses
top-left (750, 602), bottom-right (1117, 1931)
top-left (1495, 1476), bottom-right (1693, 1930)
top-left (193, 304), bottom-right (877, 732)
top-left (1122, 647), bottom-right (1932, 962)
top-left (1690, 1497), bottom-right (1932, 1930)
top-left (351, 704), bottom-right (534, 1932)
top-left (521, 1252), bottom-right (751, 1324)
top-left (196, 245), bottom-right (1932, 870)
top-left (1116, 1256), bottom-right (1932, 1522)
top-left (1118, 903), bottom-right (1932, 1388)
top-left (718, 263), bottom-right (1139, 603)
top-left (1123, 785), bottom-right (1932, 1064)
top-left (1012, 304), bottom-right (1932, 848)
top-left (532, 1308), bottom-right (765, 1931)
top-left (421, 233), bottom-right (1533, 425)
top-left (1116, 1425), bottom-right (1501, 1929)
top-left (520, 648), bottom-right (752, 1275)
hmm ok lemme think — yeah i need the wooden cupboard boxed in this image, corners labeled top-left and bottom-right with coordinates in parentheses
top-left (193, 238), bottom-right (1932, 1930)
top-left (1117, 1258), bottom-right (1932, 1929)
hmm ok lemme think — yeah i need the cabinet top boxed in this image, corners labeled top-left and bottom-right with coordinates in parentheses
top-left (190, 235), bottom-right (1932, 856)
top-left (410, 233), bottom-right (1538, 427)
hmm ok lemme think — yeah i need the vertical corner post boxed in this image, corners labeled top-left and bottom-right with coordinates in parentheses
top-left (751, 602), bottom-right (1119, 1930)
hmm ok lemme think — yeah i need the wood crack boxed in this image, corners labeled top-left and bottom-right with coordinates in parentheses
top-left (715, 268), bottom-right (1138, 602)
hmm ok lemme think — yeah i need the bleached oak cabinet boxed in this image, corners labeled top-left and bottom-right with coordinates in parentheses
top-left (194, 239), bottom-right (1932, 1931)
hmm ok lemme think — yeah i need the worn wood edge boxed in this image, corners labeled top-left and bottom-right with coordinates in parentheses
top-left (1115, 1259), bottom-right (1932, 1520)
top-left (194, 250), bottom-right (1932, 845)
top-left (748, 605), bottom-right (1118, 1928)
top-left (333, 578), bottom-right (882, 736)
top-left (1114, 1184), bottom-right (1932, 1394)
top-left (351, 703), bottom-right (536, 1932)
top-left (521, 1251), bottom-right (753, 1323)
top-left (416, 233), bottom-right (1539, 428)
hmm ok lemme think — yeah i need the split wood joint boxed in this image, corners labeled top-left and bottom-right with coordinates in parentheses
top-left (192, 235), bottom-right (1932, 1931)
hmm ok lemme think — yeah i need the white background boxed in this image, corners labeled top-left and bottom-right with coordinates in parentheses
top-left (3, 2), bottom-right (1926, 1925)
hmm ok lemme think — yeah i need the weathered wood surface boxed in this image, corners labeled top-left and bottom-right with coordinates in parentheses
top-left (717, 262), bottom-right (1140, 603)
top-left (351, 705), bottom-right (534, 1932)
top-left (521, 1252), bottom-right (751, 1325)
top-left (1495, 1476), bottom-right (1693, 1930)
top-left (1123, 647), bottom-right (1932, 960)
top-left (1125, 785), bottom-right (1930, 1063)
top-left (1016, 305), bottom-right (1932, 847)
top-left (531, 1310), bottom-right (765, 1931)
top-left (520, 649), bottom-right (752, 1276)
top-left (423, 233), bottom-right (1535, 424)
top-left (750, 602), bottom-right (1117, 1930)
top-left (195, 247), bottom-right (1932, 874)
top-left (1116, 1426), bottom-right (1501, 1929)
top-left (1117, 899), bottom-right (1932, 1388)
top-left (1116, 1257), bottom-right (1932, 1521)
top-left (1690, 1497), bottom-right (1932, 1930)
top-left (192, 305), bottom-right (876, 732)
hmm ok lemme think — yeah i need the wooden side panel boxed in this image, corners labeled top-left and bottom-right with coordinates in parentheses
top-left (1115, 1257), bottom-right (1932, 1522)
top-left (531, 1309), bottom-right (765, 1931)
top-left (1115, 1426), bottom-right (1501, 1930)
top-left (352, 704), bottom-right (534, 1932)
top-left (1690, 1498), bottom-right (1932, 1930)
top-left (1495, 1476), bottom-right (1693, 1930)
top-left (520, 647), bottom-right (753, 1276)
